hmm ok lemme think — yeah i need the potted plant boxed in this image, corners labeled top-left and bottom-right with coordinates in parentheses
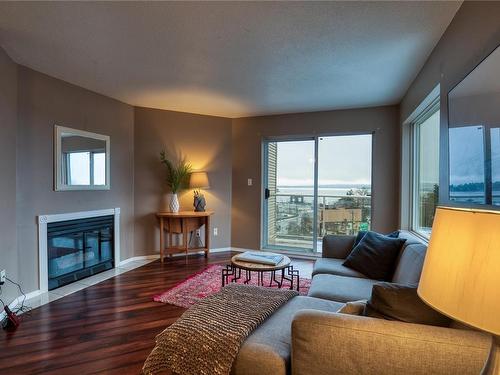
top-left (160, 151), bottom-right (192, 213)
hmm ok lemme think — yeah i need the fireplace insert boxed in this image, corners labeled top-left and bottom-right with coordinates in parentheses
top-left (47, 215), bottom-right (114, 290)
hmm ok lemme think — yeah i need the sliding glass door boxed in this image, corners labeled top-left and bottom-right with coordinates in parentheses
top-left (263, 134), bottom-right (372, 253)
top-left (263, 139), bottom-right (316, 252)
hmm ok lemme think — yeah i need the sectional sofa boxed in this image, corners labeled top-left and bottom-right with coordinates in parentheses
top-left (231, 231), bottom-right (490, 375)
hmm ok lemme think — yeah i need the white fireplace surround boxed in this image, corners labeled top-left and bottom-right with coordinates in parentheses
top-left (37, 208), bottom-right (121, 293)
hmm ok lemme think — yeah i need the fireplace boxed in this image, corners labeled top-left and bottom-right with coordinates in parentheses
top-left (38, 208), bottom-right (120, 292)
top-left (47, 215), bottom-right (114, 290)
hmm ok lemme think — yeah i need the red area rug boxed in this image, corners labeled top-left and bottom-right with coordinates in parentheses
top-left (153, 264), bottom-right (312, 308)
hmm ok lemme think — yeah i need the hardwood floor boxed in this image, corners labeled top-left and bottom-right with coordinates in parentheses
top-left (0, 252), bottom-right (313, 374)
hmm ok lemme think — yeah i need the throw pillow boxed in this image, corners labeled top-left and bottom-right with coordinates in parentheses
top-left (364, 282), bottom-right (452, 327)
top-left (343, 231), bottom-right (406, 280)
top-left (353, 230), bottom-right (400, 249)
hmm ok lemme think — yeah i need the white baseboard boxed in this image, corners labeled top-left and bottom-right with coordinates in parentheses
top-left (210, 247), bottom-right (233, 253)
top-left (118, 255), bottom-right (160, 266)
top-left (0, 289), bottom-right (42, 321)
top-left (230, 247), bottom-right (252, 253)
top-left (122, 247), bottom-right (238, 263)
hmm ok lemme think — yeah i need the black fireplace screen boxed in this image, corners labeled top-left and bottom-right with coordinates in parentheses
top-left (47, 215), bottom-right (114, 290)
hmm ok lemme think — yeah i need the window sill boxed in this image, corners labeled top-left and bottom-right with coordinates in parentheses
top-left (407, 230), bottom-right (430, 244)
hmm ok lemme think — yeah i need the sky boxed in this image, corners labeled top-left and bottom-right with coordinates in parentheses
top-left (274, 134), bottom-right (372, 186)
top-left (449, 125), bottom-right (485, 186)
top-left (419, 110), bottom-right (440, 186)
top-left (493, 128), bottom-right (500, 183)
top-left (450, 125), bottom-right (500, 186)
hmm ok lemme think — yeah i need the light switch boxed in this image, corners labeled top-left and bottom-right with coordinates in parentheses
top-left (247, 178), bottom-right (253, 186)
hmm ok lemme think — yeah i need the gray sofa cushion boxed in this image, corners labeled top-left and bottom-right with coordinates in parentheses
top-left (232, 296), bottom-right (343, 375)
top-left (398, 230), bottom-right (425, 246)
top-left (392, 243), bottom-right (427, 285)
top-left (312, 258), bottom-right (368, 278)
top-left (322, 234), bottom-right (356, 259)
top-left (308, 274), bottom-right (379, 303)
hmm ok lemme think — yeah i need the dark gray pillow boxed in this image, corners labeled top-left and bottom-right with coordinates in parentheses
top-left (353, 230), bottom-right (399, 249)
top-left (343, 231), bottom-right (406, 280)
top-left (364, 282), bottom-right (452, 327)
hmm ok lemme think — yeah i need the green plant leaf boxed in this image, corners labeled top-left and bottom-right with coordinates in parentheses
top-left (160, 151), bottom-right (192, 193)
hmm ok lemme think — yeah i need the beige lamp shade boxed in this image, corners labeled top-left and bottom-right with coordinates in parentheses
top-left (189, 171), bottom-right (210, 189)
top-left (418, 206), bottom-right (500, 336)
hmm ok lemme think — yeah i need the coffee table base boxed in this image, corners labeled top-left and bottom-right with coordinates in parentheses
top-left (222, 264), bottom-right (300, 291)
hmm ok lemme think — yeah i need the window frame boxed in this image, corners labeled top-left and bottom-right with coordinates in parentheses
top-left (410, 98), bottom-right (440, 238)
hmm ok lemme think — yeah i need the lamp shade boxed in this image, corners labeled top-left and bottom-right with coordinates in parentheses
top-left (189, 171), bottom-right (210, 189)
top-left (418, 206), bottom-right (500, 335)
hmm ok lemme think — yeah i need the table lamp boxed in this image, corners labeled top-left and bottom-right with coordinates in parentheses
top-left (189, 171), bottom-right (210, 212)
top-left (418, 206), bottom-right (500, 374)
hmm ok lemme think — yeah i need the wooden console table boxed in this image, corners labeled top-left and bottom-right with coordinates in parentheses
top-left (157, 211), bottom-right (214, 262)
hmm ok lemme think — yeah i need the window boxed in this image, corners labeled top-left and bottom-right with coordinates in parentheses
top-left (412, 103), bottom-right (440, 237)
top-left (65, 151), bottom-right (106, 187)
top-left (67, 152), bottom-right (91, 185)
top-left (262, 134), bottom-right (373, 253)
top-left (93, 152), bottom-right (106, 186)
top-left (492, 128), bottom-right (500, 205)
top-left (449, 126), bottom-right (500, 206)
top-left (449, 126), bottom-right (485, 204)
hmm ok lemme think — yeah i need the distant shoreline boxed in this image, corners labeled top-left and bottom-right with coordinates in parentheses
top-left (278, 184), bottom-right (370, 189)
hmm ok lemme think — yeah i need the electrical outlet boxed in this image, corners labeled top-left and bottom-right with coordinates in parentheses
top-left (0, 269), bottom-right (6, 285)
top-left (247, 178), bottom-right (253, 186)
top-left (213, 227), bottom-right (218, 236)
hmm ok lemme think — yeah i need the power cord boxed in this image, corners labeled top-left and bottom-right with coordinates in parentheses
top-left (5, 277), bottom-right (32, 316)
top-left (0, 286), bottom-right (5, 310)
top-left (0, 278), bottom-right (32, 319)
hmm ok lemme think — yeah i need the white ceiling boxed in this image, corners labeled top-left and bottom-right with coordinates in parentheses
top-left (0, 1), bottom-right (461, 118)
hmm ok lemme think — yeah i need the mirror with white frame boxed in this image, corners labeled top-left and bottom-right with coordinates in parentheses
top-left (54, 125), bottom-right (110, 191)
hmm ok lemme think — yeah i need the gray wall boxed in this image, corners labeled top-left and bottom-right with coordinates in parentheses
top-left (134, 107), bottom-right (232, 254)
top-left (231, 106), bottom-right (400, 250)
top-left (16, 67), bottom-right (135, 294)
top-left (0, 47), bottom-right (18, 303)
top-left (449, 93), bottom-right (500, 127)
top-left (400, 1), bottom-right (500, 205)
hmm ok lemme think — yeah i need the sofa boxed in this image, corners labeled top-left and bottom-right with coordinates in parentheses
top-left (308, 231), bottom-right (427, 302)
top-left (232, 231), bottom-right (490, 375)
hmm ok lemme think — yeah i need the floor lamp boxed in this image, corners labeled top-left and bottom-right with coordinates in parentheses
top-left (418, 207), bottom-right (500, 374)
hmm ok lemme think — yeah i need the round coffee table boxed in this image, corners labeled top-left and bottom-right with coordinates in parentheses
top-left (222, 254), bottom-right (300, 291)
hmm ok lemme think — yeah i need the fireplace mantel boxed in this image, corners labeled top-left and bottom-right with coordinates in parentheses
top-left (38, 208), bottom-right (121, 292)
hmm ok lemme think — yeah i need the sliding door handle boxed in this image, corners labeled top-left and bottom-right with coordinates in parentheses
top-left (265, 188), bottom-right (270, 200)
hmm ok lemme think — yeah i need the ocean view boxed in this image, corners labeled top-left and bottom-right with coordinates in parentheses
top-left (277, 185), bottom-right (371, 197)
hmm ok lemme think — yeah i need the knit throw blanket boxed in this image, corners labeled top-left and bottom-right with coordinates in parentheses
top-left (142, 283), bottom-right (298, 375)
